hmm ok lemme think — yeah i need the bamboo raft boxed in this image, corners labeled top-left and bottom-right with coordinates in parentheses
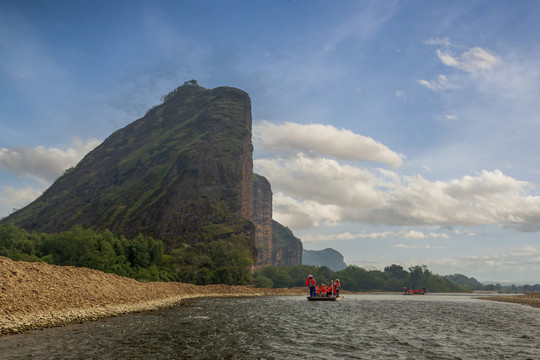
top-left (307, 296), bottom-right (343, 301)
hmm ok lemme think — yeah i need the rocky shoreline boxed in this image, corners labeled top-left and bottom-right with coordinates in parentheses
top-left (0, 256), bottom-right (305, 336)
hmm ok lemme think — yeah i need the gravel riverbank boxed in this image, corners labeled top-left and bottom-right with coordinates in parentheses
top-left (0, 256), bottom-right (305, 335)
top-left (479, 293), bottom-right (540, 308)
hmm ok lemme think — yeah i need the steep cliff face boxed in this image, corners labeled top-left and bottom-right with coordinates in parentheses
top-left (251, 174), bottom-right (302, 268)
top-left (2, 82), bottom-right (255, 255)
top-left (252, 174), bottom-right (273, 267)
top-left (271, 220), bottom-right (303, 267)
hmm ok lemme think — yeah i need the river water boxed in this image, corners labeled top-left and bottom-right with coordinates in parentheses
top-left (1, 294), bottom-right (540, 359)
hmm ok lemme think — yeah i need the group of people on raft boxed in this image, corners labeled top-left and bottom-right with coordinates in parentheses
top-left (305, 274), bottom-right (340, 298)
top-left (403, 286), bottom-right (426, 295)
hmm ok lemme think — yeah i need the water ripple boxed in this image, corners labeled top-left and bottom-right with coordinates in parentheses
top-left (1, 294), bottom-right (540, 359)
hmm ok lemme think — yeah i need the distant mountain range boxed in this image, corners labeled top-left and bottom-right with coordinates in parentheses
top-left (302, 248), bottom-right (347, 271)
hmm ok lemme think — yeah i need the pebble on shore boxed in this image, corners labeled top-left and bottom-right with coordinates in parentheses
top-left (0, 256), bottom-right (306, 335)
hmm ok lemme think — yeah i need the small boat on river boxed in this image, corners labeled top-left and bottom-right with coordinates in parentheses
top-left (307, 296), bottom-right (343, 301)
top-left (403, 290), bottom-right (425, 295)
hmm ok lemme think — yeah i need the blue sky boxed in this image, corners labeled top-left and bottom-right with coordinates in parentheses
top-left (1, 1), bottom-right (540, 283)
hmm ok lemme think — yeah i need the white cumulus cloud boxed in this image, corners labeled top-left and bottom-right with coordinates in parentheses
top-left (254, 120), bottom-right (540, 236)
top-left (437, 47), bottom-right (501, 74)
top-left (3, 185), bottom-right (44, 205)
top-left (257, 142), bottom-right (540, 231)
top-left (299, 229), bottom-right (449, 242)
top-left (0, 137), bottom-right (101, 183)
top-left (417, 74), bottom-right (451, 92)
top-left (0, 185), bottom-right (46, 218)
top-left (510, 246), bottom-right (540, 257)
top-left (418, 41), bottom-right (502, 93)
top-left (253, 121), bottom-right (404, 168)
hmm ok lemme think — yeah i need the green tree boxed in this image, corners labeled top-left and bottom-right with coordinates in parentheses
top-left (253, 273), bottom-right (274, 288)
top-left (172, 240), bottom-right (253, 285)
top-left (408, 265), bottom-right (427, 289)
top-left (384, 264), bottom-right (408, 279)
top-left (273, 268), bottom-right (293, 288)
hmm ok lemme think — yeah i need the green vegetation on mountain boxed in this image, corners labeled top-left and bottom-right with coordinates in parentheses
top-left (1, 81), bottom-right (257, 284)
top-left (2, 81), bottom-right (252, 242)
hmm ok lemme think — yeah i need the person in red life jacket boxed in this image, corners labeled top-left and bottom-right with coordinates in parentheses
top-left (320, 284), bottom-right (328, 296)
top-left (334, 279), bottom-right (341, 296)
top-left (329, 280), bottom-right (335, 296)
top-left (403, 286), bottom-right (407, 294)
top-left (315, 285), bottom-right (321, 296)
top-left (306, 274), bottom-right (317, 297)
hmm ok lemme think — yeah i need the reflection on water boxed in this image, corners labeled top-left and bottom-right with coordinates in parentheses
top-left (1, 294), bottom-right (540, 359)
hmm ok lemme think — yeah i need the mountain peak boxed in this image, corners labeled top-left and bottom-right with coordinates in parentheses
top-left (2, 83), bottom-right (254, 250)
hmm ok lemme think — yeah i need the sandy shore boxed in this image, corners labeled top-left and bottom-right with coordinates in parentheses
top-left (0, 256), bottom-right (306, 335)
top-left (478, 293), bottom-right (540, 308)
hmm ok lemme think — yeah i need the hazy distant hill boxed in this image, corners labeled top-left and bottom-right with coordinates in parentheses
top-left (302, 248), bottom-right (347, 271)
top-left (444, 273), bottom-right (485, 290)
